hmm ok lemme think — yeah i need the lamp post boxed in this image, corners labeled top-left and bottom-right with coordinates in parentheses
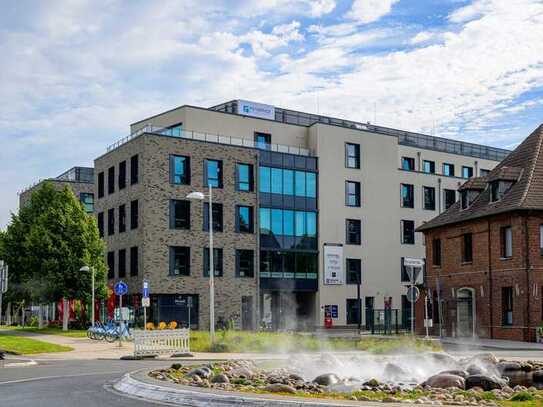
top-left (187, 185), bottom-right (215, 344)
top-left (80, 266), bottom-right (94, 327)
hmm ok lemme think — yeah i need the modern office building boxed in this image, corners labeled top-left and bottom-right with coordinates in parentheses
top-left (19, 166), bottom-right (95, 213)
top-left (90, 99), bottom-right (509, 330)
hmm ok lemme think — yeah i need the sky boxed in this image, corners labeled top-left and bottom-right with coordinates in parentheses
top-left (1, 0), bottom-right (543, 228)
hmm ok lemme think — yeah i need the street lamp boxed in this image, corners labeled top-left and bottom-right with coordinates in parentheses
top-left (80, 266), bottom-right (94, 327)
top-left (186, 186), bottom-right (215, 344)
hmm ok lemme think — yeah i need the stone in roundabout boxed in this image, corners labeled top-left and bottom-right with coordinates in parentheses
top-left (211, 373), bottom-right (230, 384)
top-left (264, 383), bottom-right (297, 394)
top-left (423, 373), bottom-right (465, 389)
top-left (533, 370), bottom-right (543, 383)
top-left (438, 369), bottom-right (469, 378)
top-left (465, 374), bottom-right (504, 391)
top-left (313, 373), bottom-right (340, 386)
top-left (187, 367), bottom-right (212, 379)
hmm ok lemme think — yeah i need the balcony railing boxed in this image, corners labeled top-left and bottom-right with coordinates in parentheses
top-left (106, 125), bottom-right (313, 156)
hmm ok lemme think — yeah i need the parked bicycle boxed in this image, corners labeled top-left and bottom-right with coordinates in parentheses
top-left (86, 319), bottom-right (116, 340)
top-left (104, 322), bottom-right (132, 342)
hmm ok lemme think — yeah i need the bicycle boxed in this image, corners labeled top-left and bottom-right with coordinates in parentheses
top-left (105, 322), bottom-right (132, 342)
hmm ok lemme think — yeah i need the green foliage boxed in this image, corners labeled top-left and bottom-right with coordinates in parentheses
top-left (511, 392), bottom-right (535, 402)
top-left (1, 182), bottom-right (107, 304)
top-left (0, 334), bottom-right (73, 354)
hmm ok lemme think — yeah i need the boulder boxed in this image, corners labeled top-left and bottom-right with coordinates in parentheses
top-left (211, 373), bottom-right (230, 384)
top-left (423, 374), bottom-right (465, 389)
top-left (187, 368), bottom-right (212, 379)
top-left (171, 363), bottom-right (183, 370)
top-left (466, 365), bottom-right (485, 376)
top-left (363, 378), bottom-right (380, 388)
top-left (497, 361), bottom-right (522, 374)
top-left (533, 370), bottom-right (543, 383)
top-left (465, 375), bottom-right (504, 391)
top-left (428, 352), bottom-right (457, 366)
top-left (313, 373), bottom-right (340, 386)
top-left (264, 383), bottom-right (297, 394)
top-left (231, 367), bottom-right (254, 379)
top-left (288, 373), bottom-right (304, 381)
top-left (384, 363), bottom-right (409, 380)
top-left (439, 370), bottom-right (469, 378)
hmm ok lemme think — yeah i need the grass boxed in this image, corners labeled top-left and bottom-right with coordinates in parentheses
top-left (1, 326), bottom-right (87, 338)
top-left (0, 334), bottom-right (73, 354)
top-left (188, 330), bottom-right (441, 353)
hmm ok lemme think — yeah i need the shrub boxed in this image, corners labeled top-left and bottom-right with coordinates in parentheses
top-left (510, 391), bottom-right (534, 401)
top-left (210, 342), bottom-right (230, 353)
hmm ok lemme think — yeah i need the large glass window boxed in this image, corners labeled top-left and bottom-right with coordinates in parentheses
top-left (423, 160), bottom-right (435, 174)
top-left (271, 209), bottom-right (283, 235)
top-left (462, 166), bottom-right (474, 179)
top-left (307, 212), bottom-right (317, 237)
top-left (295, 171), bottom-right (306, 196)
top-left (306, 172), bottom-right (316, 198)
top-left (236, 250), bottom-right (254, 277)
top-left (271, 168), bottom-right (282, 194)
top-left (401, 184), bottom-right (414, 208)
top-left (236, 163), bottom-right (253, 191)
top-left (171, 155), bottom-right (190, 185)
top-left (443, 163), bottom-right (455, 177)
top-left (283, 169), bottom-right (294, 195)
top-left (345, 181), bottom-right (361, 207)
top-left (170, 200), bottom-right (190, 229)
top-left (346, 219), bottom-right (361, 245)
top-left (236, 205), bottom-right (254, 233)
top-left (401, 157), bottom-right (415, 171)
top-left (444, 189), bottom-right (456, 209)
top-left (205, 159), bottom-right (223, 188)
top-left (203, 248), bottom-right (223, 277)
top-left (130, 154), bottom-right (139, 185)
top-left (345, 143), bottom-right (360, 169)
top-left (255, 132), bottom-right (271, 149)
top-left (260, 208), bottom-right (317, 239)
top-left (295, 211), bottom-right (305, 237)
top-left (346, 299), bottom-right (361, 325)
top-left (423, 186), bottom-right (436, 210)
top-left (80, 193), bottom-right (94, 213)
top-left (401, 220), bottom-right (415, 244)
top-left (203, 203), bottom-right (223, 232)
top-left (259, 166), bottom-right (317, 198)
top-left (108, 166), bottom-right (115, 194)
top-left (260, 208), bottom-right (271, 234)
top-left (346, 258), bottom-right (361, 284)
top-left (170, 246), bottom-right (190, 276)
top-left (260, 167), bottom-right (270, 193)
top-left (283, 210), bottom-right (294, 236)
top-left (119, 160), bottom-right (126, 190)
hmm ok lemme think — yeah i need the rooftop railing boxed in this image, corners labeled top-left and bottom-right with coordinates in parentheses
top-left (211, 101), bottom-right (510, 162)
top-left (19, 166), bottom-right (94, 195)
top-left (106, 125), bottom-right (313, 156)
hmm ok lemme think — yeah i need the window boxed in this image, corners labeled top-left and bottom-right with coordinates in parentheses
top-left (203, 203), bottom-right (223, 232)
top-left (295, 171), bottom-right (306, 196)
top-left (401, 220), bottom-right (415, 244)
top-left (462, 233), bottom-right (473, 263)
top-left (540, 224), bottom-right (543, 255)
top-left (161, 122), bottom-right (183, 137)
top-left (107, 251), bottom-right (115, 279)
top-left (236, 250), bottom-right (254, 277)
top-left (491, 180), bottom-right (513, 202)
top-left (98, 172), bottom-right (104, 198)
top-left (170, 246), bottom-right (190, 276)
top-left (170, 155), bottom-right (190, 185)
top-left (259, 166), bottom-right (316, 198)
top-left (423, 160), bottom-right (435, 174)
top-left (170, 200), bottom-right (190, 229)
top-left (346, 298), bottom-right (361, 325)
top-left (205, 159), bottom-right (223, 188)
top-left (130, 154), bottom-right (139, 185)
top-left (255, 132), bottom-right (271, 149)
top-left (236, 163), bottom-right (253, 191)
top-left (130, 200), bottom-right (139, 229)
top-left (107, 208), bottom-right (115, 236)
top-left (260, 167), bottom-right (271, 193)
top-left (401, 157), bottom-right (415, 171)
top-left (346, 258), bottom-right (361, 284)
top-left (423, 186), bottom-right (436, 210)
top-left (97, 212), bottom-right (104, 238)
top-left (80, 193), bottom-right (94, 213)
top-left (345, 143), bottom-right (360, 169)
top-left (480, 168), bottom-right (490, 177)
top-left (119, 160), bottom-right (126, 190)
top-left (107, 166), bottom-right (115, 194)
top-left (118, 249), bottom-right (126, 278)
top-left (203, 248), bottom-right (223, 277)
top-left (443, 163), bottom-right (455, 177)
top-left (502, 287), bottom-right (513, 326)
top-left (346, 219), bottom-right (361, 245)
top-left (119, 204), bottom-right (126, 233)
top-left (236, 205), bottom-right (254, 233)
top-left (283, 169), bottom-right (294, 195)
top-left (461, 190), bottom-right (469, 209)
top-left (130, 246), bottom-right (138, 276)
top-left (444, 189), bottom-right (456, 210)
top-left (345, 181), bottom-right (361, 207)
top-left (432, 238), bottom-right (442, 266)
top-left (500, 226), bottom-right (512, 258)
top-left (462, 166), bottom-right (473, 179)
top-left (401, 184), bottom-right (414, 208)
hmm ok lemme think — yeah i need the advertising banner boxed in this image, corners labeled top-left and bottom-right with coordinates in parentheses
top-left (237, 100), bottom-right (275, 120)
top-left (323, 244), bottom-right (344, 285)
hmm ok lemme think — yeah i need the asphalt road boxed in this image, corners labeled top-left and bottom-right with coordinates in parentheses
top-left (0, 359), bottom-right (175, 407)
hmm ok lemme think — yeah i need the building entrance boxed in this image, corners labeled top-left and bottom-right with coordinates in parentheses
top-left (261, 291), bottom-right (315, 331)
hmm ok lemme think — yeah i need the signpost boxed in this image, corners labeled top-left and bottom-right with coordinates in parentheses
top-left (403, 257), bottom-right (424, 335)
top-left (0, 261), bottom-right (8, 326)
top-left (114, 281), bottom-right (128, 347)
top-left (142, 280), bottom-right (149, 330)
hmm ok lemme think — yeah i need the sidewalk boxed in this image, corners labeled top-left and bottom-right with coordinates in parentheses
top-left (441, 336), bottom-right (543, 351)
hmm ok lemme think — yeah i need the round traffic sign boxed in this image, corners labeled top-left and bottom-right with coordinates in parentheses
top-left (406, 286), bottom-right (420, 303)
top-left (114, 281), bottom-right (128, 296)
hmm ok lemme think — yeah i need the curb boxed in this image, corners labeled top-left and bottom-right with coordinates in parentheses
top-left (113, 370), bottom-right (392, 407)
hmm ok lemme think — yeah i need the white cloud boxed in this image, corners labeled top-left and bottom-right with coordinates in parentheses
top-left (346, 0), bottom-right (400, 24)
top-left (410, 31), bottom-right (436, 44)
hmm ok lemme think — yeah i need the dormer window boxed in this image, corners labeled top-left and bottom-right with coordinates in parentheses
top-left (490, 180), bottom-right (513, 202)
top-left (461, 189), bottom-right (479, 209)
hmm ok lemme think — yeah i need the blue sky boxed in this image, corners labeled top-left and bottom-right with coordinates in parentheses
top-left (1, 0), bottom-right (543, 228)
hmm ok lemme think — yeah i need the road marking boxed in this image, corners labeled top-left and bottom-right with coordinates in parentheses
top-left (0, 371), bottom-right (125, 385)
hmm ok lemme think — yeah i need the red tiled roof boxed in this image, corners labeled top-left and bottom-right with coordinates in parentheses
top-left (418, 124), bottom-right (543, 232)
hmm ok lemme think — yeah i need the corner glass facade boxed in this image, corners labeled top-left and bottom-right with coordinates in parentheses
top-left (258, 151), bottom-right (318, 291)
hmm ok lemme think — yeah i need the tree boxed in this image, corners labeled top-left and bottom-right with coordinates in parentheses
top-left (2, 182), bottom-right (107, 328)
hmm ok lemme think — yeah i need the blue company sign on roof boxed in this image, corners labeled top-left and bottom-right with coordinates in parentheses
top-left (237, 100), bottom-right (275, 120)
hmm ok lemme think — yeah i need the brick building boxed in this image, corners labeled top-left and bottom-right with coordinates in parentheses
top-left (416, 125), bottom-right (543, 342)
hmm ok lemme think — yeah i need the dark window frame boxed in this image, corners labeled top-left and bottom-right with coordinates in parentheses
top-left (345, 143), bottom-right (361, 169)
top-left (107, 251), bottom-right (115, 279)
top-left (236, 163), bottom-right (254, 192)
top-left (107, 208), bottom-right (115, 236)
top-left (236, 205), bottom-right (254, 233)
top-left (423, 160), bottom-right (435, 174)
top-left (401, 156), bottom-right (415, 171)
top-left (98, 172), bottom-right (104, 198)
top-left (236, 249), bottom-right (254, 278)
top-left (130, 154), bottom-right (139, 185)
top-left (170, 200), bottom-right (190, 230)
top-left (345, 181), bottom-right (361, 207)
top-left (203, 202), bottom-right (223, 232)
top-left (462, 166), bottom-right (474, 179)
top-left (502, 286), bottom-right (513, 326)
top-left (118, 249), bottom-right (126, 278)
top-left (107, 166), bottom-right (115, 195)
top-left (97, 212), bottom-right (104, 238)
top-left (443, 163), bottom-right (455, 177)
top-left (462, 233), bottom-right (473, 263)
top-left (432, 238), bottom-right (442, 266)
top-left (346, 258), bottom-right (362, 284)
top-left (118, 160), bottom-right (127, 190)
top-left (170, 155), bottom-right (191, 185)
top-left (169, 246), bottom-right (190, 276)
top-left (423, 186), bottom-right (436, 210)
top-left (500, 226), bottom-right (513, 259)
top-left (203, 247), bottom-right (224, 277)
top-left (130, 246), bottom-right (139, 276)
top-left (345, 219), bottom-right (362, 245)
top-left (204, 159), bottom-right (223, 188)
top-left (401, 183), bottom-right (414, 208)
top-left (401, 220), bottom-right (415, 244)
top-left (130, 200), bottom-right (139, 230)
top-left (119, 204), bottom-right (126, 233)
top-left (444, 189), bottom-right (456, 210)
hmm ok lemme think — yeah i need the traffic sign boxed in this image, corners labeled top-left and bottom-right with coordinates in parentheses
top-left (143, 280), bottom-right (149, 298)
top-left (142, 297), bottom-right (150, 307)
top-left (406, 286), bottom-right (420, 303)
top-left (114, 281), bottom-right (128, 296)
top-left (403, 258), bottom-right (425, 268)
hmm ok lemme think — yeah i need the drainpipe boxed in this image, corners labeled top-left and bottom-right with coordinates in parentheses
top-left (487, 219), bottom-right (494, 339)
top-left (417, 152), bottom-right (421, 172)
top-left (438, 178), bottom-right (442, 213)
top-left (524, 216), bottom-right (531, 342)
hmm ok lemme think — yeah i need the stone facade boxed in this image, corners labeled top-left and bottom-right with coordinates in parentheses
top-left (416, 212), bottom-right (543, 341)
top-left (94, 133), bottom-right (259, 330)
